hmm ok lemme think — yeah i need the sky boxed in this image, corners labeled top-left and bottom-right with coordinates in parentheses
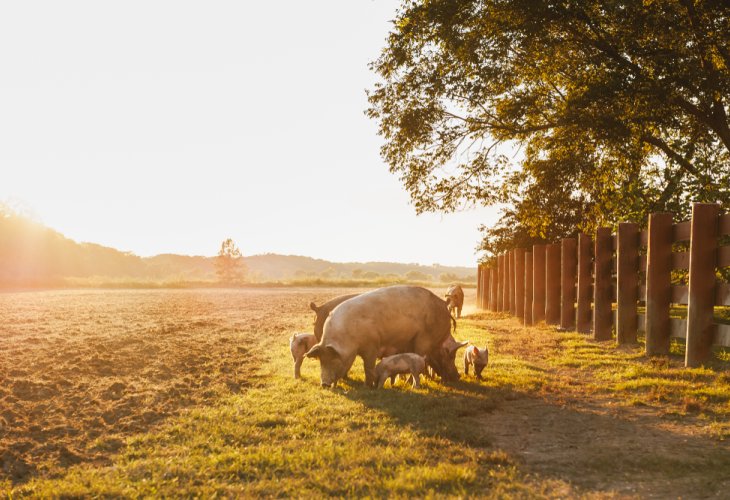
top-left (0, 1), bottom-right (499, 267)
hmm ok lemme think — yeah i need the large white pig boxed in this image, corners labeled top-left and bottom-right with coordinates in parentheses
top-left (305, 285), bottom-right (465, 387)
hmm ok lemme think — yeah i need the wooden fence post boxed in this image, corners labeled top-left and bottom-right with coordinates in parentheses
top-left (525, 252), bottom-right (533, 325)
top-left (617, 223), bottom-right (639, 344)
top-left (482, 265), bottom-right (492, 311)
top-left (561, 238), bottom-right (577, 330)
top-left (490, 267), bottom-right (498, 311)
top-left (533, 245), bottom-right (546, 323)
top-left (476, 265), bottom-right (482, 308)
top-left (594, 227), bottom-right (613, 340)
top-left (504, 253), bottom-right (509, 313)
top-left (482, 265), bottom-right (490, 310)
top-left (645, 212), bottom-right (673, 355)
top-left (686, 203), bottom-right (720, 367)
top-left (498, 254), bottom-right (505, 312)
top-left (545, 243), bottom-right (561, 325)
top-left (477, 264), bottom-right (486, 309)
top-left (507, 250), bottom-right (513, 315)
top-left (515, 248), bottom-right (525, 323)
top-left (507, 251), bottom-right (514, 315)
top-left (576, 233), bottom-right (592, 333)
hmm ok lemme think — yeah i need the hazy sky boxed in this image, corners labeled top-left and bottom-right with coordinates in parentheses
top-left (0, 1), bottom-right (499, 267)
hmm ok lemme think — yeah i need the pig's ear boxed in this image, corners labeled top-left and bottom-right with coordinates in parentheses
top-left (455, 340), bottom-right (469, 351)
top-left (310, 302), bottom-right (319, 313)
top-left (325, 345), bottom-right (341, 360)
top-left (305, 344), bottom-right (323, 358)
top-left (473, 347), bottom-right (479, 354)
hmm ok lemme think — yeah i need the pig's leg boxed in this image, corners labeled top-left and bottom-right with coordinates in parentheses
top-left (464, 353), bottom-right (469, 375)
top-left (294, 356), bottom-right (303, 379)
top-left (377, 373), bottom-right (387, 389)
top-left (412, 371), bottom-right (420, 388)
top-left (389, 374), bottom-right (396, 386)
top-left (361, 348), bottom-right (378, 388)
top-left (457, 305), bottom-right (462, 318)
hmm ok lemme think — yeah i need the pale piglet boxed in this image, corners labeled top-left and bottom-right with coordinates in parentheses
top-left (290, 332), bottom-right (317, 379)
top-left (464, 345), bottom-right (489, 379)
top-left (375, 353), bottom-right (426, 389)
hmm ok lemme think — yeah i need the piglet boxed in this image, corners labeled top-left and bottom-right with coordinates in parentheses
top-left (375, 353), bottom-right (426, 389)
top-left (290, 332), bottom-right (317, 379)
top-left (464, 345), bottom-right (489, 379)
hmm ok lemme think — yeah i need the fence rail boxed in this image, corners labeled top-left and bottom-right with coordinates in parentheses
top-left (475, 202), bottom-right (730, 367)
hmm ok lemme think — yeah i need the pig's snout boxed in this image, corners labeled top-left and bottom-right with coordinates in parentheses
top-left (321, 382), bottom-right (333, 388)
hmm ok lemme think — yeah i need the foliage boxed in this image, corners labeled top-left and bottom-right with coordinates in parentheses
top-left (215, 238), bottom-right (247, 284)
top-left (368, 0), bottom-right (730, 256)
top-left (406, 269), bottom-right (433, 281)
top-left (439, 272), bottom-right (459, 283)
top-left (319, 267), bottom-right (337, 279)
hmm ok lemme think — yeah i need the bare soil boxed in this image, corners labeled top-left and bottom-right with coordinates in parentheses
top-left (0, 287), bottom-right (358, 484)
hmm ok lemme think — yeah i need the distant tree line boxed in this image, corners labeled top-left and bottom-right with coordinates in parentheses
top-left (292, 267), bottom-right (474, 284)
top-left (0, 205), bottom-right (477, 286)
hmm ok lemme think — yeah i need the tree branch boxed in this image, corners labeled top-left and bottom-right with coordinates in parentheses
top-left (640, 134), bottom-right (701, 179)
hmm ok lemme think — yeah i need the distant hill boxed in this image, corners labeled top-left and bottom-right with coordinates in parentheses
top-left (0, 208), bottom-right (476, 287)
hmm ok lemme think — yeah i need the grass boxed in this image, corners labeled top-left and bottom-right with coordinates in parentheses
top-left (8, 309), bottom-right (561, 497)
top-left (548, 331), bottom-right (730, 427)
top-left (4, 290), bottom-right (730, 497)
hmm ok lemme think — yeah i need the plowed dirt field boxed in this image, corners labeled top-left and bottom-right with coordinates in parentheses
top-left (0, 288), bottom-right (358, 484)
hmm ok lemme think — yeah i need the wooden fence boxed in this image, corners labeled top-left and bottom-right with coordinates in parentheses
top-left (476, 203), bottom-right (730, 367)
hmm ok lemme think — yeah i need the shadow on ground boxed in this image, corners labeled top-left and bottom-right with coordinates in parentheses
top-left (341, 376), bottom-right (730, 498)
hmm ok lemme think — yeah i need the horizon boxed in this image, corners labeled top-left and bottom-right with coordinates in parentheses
top-left (0, 1), bottom-right (499, 268)
top-left (6, 206), bottom-right (474, 270)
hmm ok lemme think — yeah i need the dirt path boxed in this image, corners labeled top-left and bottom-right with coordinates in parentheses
top-left (470, 310), bottom-right (730, 498)
top-left (480, 396), bottom-right (730, 498)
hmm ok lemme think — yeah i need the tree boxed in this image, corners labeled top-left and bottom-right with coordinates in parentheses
top-left (405, 270), bottom-right (432, 281)
top-left (215, 238), bottom-right (247, 284)
top-left (439, 272), bottom-right (459, 283)
top-left (320, 267), bottom-right (336, 279)
top-left (368, 0), bottom-right (730, 256)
